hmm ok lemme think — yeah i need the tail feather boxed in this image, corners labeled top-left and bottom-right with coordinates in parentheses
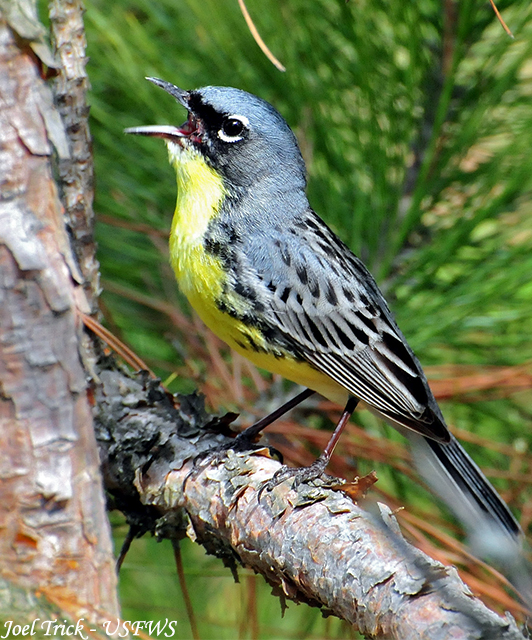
top-left (425, 434), bottom-right (521, 538)
top-left (406, 432), bottom-right (532, 606)
top-left (406, 432), bottom-right (521, 543)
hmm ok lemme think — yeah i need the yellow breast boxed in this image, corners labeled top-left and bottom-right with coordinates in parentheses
top-left (166, 142), bottom-right (348, 406)
top-left (168, 143), bottom-right (225, 299)
top-left (167, 142), bottom-right (265, 353)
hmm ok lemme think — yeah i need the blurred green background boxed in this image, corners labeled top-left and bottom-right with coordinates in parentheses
top-left (60, 0), bottom-right (532, 636)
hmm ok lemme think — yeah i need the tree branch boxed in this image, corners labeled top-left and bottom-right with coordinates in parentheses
top-left (94, 365), bottom-right (525, 640)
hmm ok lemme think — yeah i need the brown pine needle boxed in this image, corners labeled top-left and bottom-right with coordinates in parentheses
top-left (489, 0), bottom-right (514, 38)
top-left (80, 312), bottom-right (157, 378)
top-left (172, 541), bottom-right (200, 640)
top-left (428, 363), bottom-right (532, 401)
top-left (237, 0), bottom-right (286, 72)
top-left (97, 213), bottom-right (169, 238)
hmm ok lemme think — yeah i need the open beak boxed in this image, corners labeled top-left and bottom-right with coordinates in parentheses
top-left (145, 77), bottom-right (190, 107)
top-left (124, 120), bottom-right (197, 142)
top-left (124, 77), bottom-right (199, 143)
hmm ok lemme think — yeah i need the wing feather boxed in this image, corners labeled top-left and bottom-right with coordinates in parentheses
top-left (242, 212), bottom-right (450, 443)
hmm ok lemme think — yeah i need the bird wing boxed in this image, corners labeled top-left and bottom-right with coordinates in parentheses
top-left (236, 211), bottom-right (524, 543)
top-left (242, 211), bottom-right (450, 443)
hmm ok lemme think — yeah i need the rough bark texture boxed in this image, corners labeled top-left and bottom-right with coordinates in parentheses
top-left (94, 366), bottom-right (525, 640)
top-left (49, 0), bottom-right (100, 313)
top-left (0, 8), bottom-right (118, 622)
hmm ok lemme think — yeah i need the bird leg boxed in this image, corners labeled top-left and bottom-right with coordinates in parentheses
top-left (233, 387), bottom-right (316, 447)
top-left (261, 396), bottom-right (359, 494)
top-left (319, 396), bottom-right (359, 463)
top-left (184, 387), bottom-right (316, 488)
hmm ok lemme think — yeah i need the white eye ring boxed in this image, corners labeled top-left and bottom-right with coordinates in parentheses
top-left (218, 114), bottom-right (249, 142)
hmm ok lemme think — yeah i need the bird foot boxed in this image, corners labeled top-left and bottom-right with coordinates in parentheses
top-left (183, 427), bottom-right (281, 489)
top-left (258, 456), bottom-right (330, 501)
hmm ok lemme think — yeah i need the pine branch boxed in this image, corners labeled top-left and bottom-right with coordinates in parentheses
top-left (93, 365), bottom-right (526, 640)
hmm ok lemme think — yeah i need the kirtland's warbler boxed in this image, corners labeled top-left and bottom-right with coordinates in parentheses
top-left (126, 77), bottom-right (521, 547)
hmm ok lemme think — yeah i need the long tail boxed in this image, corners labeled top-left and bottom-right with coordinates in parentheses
top-left (406, 432), bottom-right (532, 606)
top-left (428, 434), bottom-right (520, 537)
top-left (406, 432), bottom-right (522, 552)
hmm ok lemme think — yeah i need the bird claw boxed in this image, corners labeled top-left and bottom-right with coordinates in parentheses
top-left (257, 457), bottom-right (329, 502)
top-left (183, 431), bottom-right (280, 491)
top-left (183, 444), bottom-right (235, 490)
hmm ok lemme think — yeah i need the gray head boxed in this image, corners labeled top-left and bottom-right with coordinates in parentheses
top-left (126, 78), bottom-right (307, 191)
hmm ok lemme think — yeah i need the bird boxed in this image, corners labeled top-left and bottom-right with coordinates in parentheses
top-left (125, 77), bottom-right (522, 553)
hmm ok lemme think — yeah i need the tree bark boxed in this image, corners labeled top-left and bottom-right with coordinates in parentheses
top-left (0, 3), bottom-right (118, 625)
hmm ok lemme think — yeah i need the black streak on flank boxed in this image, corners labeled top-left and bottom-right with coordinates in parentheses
top-left (233, 280), bottom-right (265, 313)
top-left (219, 299), bottom-right (280, 348)
top-left (204, 237), bottom-right (234, 270)
top-left (245, 333), bottom-right (262, 352)
top-left (234, 280), bottom-right (257, 302)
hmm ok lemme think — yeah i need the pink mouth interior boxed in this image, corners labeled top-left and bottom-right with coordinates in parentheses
top-left (178, 114), bottom-right (200, 141)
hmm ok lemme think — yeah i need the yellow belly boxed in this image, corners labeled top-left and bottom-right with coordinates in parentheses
top-left (167, 142), bottom-right (348, 406)
top-left (189, 288), bottom-right (348, 405)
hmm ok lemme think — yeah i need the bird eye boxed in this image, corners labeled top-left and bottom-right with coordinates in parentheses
top-left (218, 115), bottom-right (248, 142)
top-left (222, 118), bottom-right (244, 137)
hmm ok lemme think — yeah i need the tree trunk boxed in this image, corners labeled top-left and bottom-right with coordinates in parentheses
top-left (0, 2), bottom-right (118, 626)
